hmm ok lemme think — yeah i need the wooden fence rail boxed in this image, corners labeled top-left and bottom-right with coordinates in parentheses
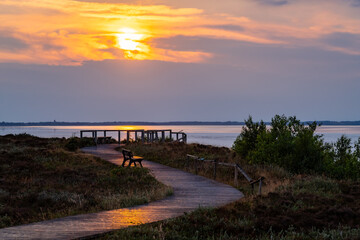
top-left (186, 154), bottom-right (265, 195)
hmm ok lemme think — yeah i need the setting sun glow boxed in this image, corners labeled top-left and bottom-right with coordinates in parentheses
top-left (117, 28), bottom-right (144, 51)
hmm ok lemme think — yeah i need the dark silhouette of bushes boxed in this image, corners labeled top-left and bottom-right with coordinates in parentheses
top-left (64, 137), bottom-right (95, 151)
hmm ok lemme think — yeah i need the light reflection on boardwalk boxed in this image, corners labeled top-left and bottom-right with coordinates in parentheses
top-left (0, 144), bottom-right (243, 240)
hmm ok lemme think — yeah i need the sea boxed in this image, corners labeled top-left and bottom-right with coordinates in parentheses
top-left (1, 125), bottom-right (360, 148)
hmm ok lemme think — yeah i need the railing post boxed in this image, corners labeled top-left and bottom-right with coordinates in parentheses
top-left (135, 131), bottom-right (138, 142)
top-left (104, 131), bottom-right (106, 137)
top-left (94, 131), bottom-right (98, 145)
top-left (234, 166), bottom-right (238, 187)
top-left (258, 178), bottom-right (263, 195)
top-left (169, 130), bottom-right (172, 141)
top-left (80, 131), bottom-right (83, 138)
top-left (162, 131), bottom-right (165, 142)
top-left (141, 130), bottom-right (145, 143)
top-left (195, 158), bottom-right (198, 175)
top-left (186, 155), bottom-right (189, 171)
top-left (127, 131), bottom-right (130, 143)
top-left (213, 159), bottom-right (217, 180)
top-left (118, 131), bottom-right (121, 145)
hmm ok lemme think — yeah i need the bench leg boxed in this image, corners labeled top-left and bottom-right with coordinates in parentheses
top-left (139, 161), bottom-right (143, 168)
top-left (128, 160), bottom-right (137, 167)
top-left (121, 160), bottom-right (128, 167)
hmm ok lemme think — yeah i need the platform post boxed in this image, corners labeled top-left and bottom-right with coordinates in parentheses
top-left (234, 166), bottom-right (238, 187)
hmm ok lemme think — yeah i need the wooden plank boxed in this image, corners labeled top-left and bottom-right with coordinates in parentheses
top-left (217, 162), bottom-right (236, 167)
top-left (236, 164), bottom-right (253, 182)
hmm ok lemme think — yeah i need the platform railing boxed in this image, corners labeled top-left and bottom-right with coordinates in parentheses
top-left (80, 129), bottom-right (187, 144)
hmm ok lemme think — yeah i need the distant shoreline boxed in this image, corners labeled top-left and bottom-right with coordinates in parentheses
top-left (1, 121), bottom-right (360, 126)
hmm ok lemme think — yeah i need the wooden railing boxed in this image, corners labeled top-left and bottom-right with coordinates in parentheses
top-left (187, 154), bottom-right (265, 195)
top-left (80, 129), bottom-right (187, 144)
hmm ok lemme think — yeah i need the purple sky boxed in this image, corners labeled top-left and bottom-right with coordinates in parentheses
top-left (1, 0), bottom-right (360, 122)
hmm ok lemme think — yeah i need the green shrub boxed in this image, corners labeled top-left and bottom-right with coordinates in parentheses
top-left (233, 115), bottom-right (360, 180)
top-left (232, 116), bottom-right (266, 158)
top-left (325, 135), bottom-right (360, 180)
top-left (64, 137), bottom-right (94, 151)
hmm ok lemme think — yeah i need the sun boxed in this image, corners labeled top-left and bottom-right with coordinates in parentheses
top-left (116, 28), bottom-right (143, 51)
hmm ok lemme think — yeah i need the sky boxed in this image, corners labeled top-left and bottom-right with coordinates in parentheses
top-left (0, 0), bottom-right (360, 122)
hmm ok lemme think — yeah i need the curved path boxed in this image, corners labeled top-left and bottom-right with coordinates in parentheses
top-left (0, 144), bottom-right (243, 240)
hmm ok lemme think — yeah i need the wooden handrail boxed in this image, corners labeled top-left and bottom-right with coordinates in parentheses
top-left (186, 154), bottom-right (265, 195)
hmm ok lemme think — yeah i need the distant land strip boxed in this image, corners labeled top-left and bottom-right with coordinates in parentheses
top-left (1, 121), bottom-right (360, 126)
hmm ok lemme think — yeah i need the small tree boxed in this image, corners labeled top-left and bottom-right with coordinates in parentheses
top-left (327, 136), bottom-right (360, 180)
top-left (232, 116), bottom-right (266, 158)
top-left (233, 114), bottom-right (325, 174)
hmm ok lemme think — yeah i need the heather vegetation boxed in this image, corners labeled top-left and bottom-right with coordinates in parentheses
top-left (0, 134), bottom-right (172, 228)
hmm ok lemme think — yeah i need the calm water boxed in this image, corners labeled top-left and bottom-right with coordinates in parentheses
top-left (1, 125), bottom-right (360, 148)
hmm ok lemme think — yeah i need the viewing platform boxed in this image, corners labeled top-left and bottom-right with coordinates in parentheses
top-left (80, 129), bottom-right (187, 144)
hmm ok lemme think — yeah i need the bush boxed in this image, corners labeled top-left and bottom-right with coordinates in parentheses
top-left (233, 115), bottom-right (360, 180)
top-left (64, 137), bottom-right (94, 151)
top-left (232, 116), bottom-right (266, 158)
top-left (325, 136), bottom-right (360, 180)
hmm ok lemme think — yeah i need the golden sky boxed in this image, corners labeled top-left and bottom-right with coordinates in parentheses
top-left (1, 0), bottom-right (360, 65)
top-left (1, 1), bottom-right (360, 122)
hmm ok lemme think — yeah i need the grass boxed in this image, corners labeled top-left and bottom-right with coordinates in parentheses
top-left (0, 134), bottom-right (172, 228)
top-left (96, 142), bottom-right (360, 240)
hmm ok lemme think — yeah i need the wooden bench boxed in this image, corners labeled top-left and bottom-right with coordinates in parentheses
top-left (121, 149), bottom-right (144, 167)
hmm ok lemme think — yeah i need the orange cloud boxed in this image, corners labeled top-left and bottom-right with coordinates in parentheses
top-left (1, 0), bottom-right (360, 65)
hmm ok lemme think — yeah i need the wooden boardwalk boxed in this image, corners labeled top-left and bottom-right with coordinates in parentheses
top-left (0, 144), bottom-right (243, 240)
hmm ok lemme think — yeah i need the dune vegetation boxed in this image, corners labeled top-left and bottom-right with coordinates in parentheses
top-left (99, 115), bottom-right (360, 240)
top-left (0, 134), bottom-right (172, 228)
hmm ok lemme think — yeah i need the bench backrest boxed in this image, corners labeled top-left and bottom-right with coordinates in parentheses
top-left (122, 149), bottom-right (133, 160)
